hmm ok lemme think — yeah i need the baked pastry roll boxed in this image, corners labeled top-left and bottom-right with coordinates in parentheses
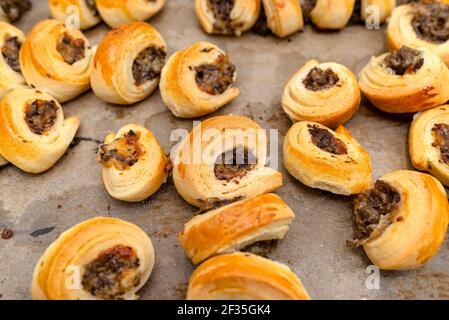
top-left (359, 46), bottom-right (449, 113)
top-left (91, 22), bottom-right (167, 105)
top-left (48, 0), bottom-right (102, 30)
top-left (388, 1), bottom-right (449, 66)
top-left (187, 252), bottom-right (311, 300)
top-left (303, 0), bottom-right (356, 29)
top-left (178, 194), bottom-right (295, 265)
top-left (0, 0), bottom-right (31, 23)
top-left (282, 59), bottom-right (361, 128)
top-left (0, 22), bottom-right (26, 100)
top-left (284, 121), bottom-right (372, 195)
top-left (349, 170), bottom-right (449, 270)
top-left (97, 124), bottom-right (169, 202)
top-left (96, 0), bottom-right (165, 28)
top-left (409, 104), bottom-right (449, 186)
top-left (195, 0), bottom-right (261, 36)
top-left (0, 155), bottom-right (8, 166)
top-left (173, 115), bottom-right (283, 207)
top-left (160, 42), bottom-right (239, 118)
top-left (32, 217), bottom-right (155, 300)
top-left (0, 88), bottom-right (80, 173)
top-left (20, 20), bottom-right (94, 103)
top-left (261, 0), bottom-right (304, 37)
top-left (360, 0), bottom-right (395, 24)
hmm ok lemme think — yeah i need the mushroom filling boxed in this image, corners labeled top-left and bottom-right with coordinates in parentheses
top-left (432, 123), bottom-right (449, 164)
top-left (195, 54), bottom-right (236, 95)
top-left (132, 46), bottom-right (167, 86)
top-left (300, 0), bottom-right (317, 22)
top-left (384, 46), bottom-right (424, 75)
top-left (207, 0), bottom-right (235, 34)
top-left (84, 0), bottom-right (98, 16)
top-left (24, 100), bottom-right (58, 135)
top-left (2, 35), bottom-right (21, 72)
top-left (303, 67), bottom-right (340, 92)
top-left (241, 240), bottom-right (279, 258)
top-left (252, 4), bottom-right (270, 36)
top-left (0, 0), bottom-right (31, 22)
top-left (56, 33), bottom-right (85, 65)
top-left (214, 148), bottom-right (257, 182)
top-left (98, 130), bottom-right (143, 171)
top-left (308, 125), bottom-right (348, 155)
top-left (412, 2), bottom-right (449, 44)
top-left (82, 245), bottom-right (141, 300)
top-left (198, 196), bottom-right (244, 214)
top-left (349, 181), bottom-right (401, 246)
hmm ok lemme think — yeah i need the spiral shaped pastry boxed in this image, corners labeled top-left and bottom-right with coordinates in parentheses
top-left (359, 46), bottom-right (449, 113)
top-left (0, 88), bottom-right (79, 173)
top-left (360, 0), bottom-right (395, 24)
top-left (97, 124), bottom-right (169, 202)
top-left (305, 0), bottom-right (356, 29)
top-left (409, 105), bottom-right (449, 186)
top-left (48, 0), bottom-right (102, 30)
top-left (261, 0), bottom-right (304, 38)
top-left (160, 42), bottom-right (239, 118)
top-left (96, 0), bottom-right (166, 28)
top-left (91, 22), bottom-right (167, 105)
top-left (0, 22), bottom-right (26, 100)
top-left (195, 0), bottom-right (261, 36)
top-left (173, 115), bottom-right (283, 207)
top-left (178, 194), bottom-right (295, 265)
top-left (388, 1), bottom-right (449, 66)
top-left (0, 0), bottom-right (31, 23)
top-left (282, 60), bottom-right (360, 128)
top-left (284, 121), bottom-right (372, 195)
top-left (349, 170), bottom-right (449, 270)
top-left (187, 252), bottom-right (311, 300)
top-left (32, 217), bottom-right (155, 300)
top-left (20, 20), bottom-right (94, 103)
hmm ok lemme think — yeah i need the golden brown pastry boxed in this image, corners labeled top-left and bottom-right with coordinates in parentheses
top-left (359, 46), bottom-right (449, 113)
top-left (48, 0), bottom-right (102, 30)
top-left (282, 59), bottom-right (360, 128)
top-left (388, 1), bottom-right (449, 66)
top-left (187, 252), bottom-right (311, 300)
top-left (284, 121), bottom-right (372, 195)
top-left (0, 155), bottom-right (8, 166)
top-left (20, 20), bottom-right (94, 103)
top-left (91, 22), bottom-right (167, 105)
top-left (349, 170), bottom-right (449, 270)
top-left (0, 21), bottom-right (26, 100)
top-left (32, 217), bottom-right (155, 300)
top-left (96, 0), bottom-right (166, 28)
top-left (409, 104), bottom-right (449, 186)
top-left (0, 88), bottom-right (79, 173)
top-left (0, 0), bottom-right (31, 23)
top-left (360, 0), bottom-right (395, 24)
top-left (303, 0), bottom-right (356, 29)
top-left (195, 0), bottom-right (261, 36)
top-left (261, 0), bottom-right (304, 37)
top-left (160, 42), bottom-right (239, 118)
top-left (178, 194), bottom-right (295, 265)
top-left (173, 115), bottom-right (283, 207)
top-left (97, 124), bottom-right (169, 202)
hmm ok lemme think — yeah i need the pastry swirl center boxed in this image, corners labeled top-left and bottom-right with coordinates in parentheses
top-left (432, 123), bottom-right (449, 164)
top-left (2, 35), bottom-right (22, 72)
top-left (0, 0), bottom-right (31, 22)
top-left (82, 245), bottom-right (141, 300)
top-left (308, 125), bottom-right (348, 155)
top-left (24, 99), bottom-right (58, 135)
top-left (214, 148), bottom-right (256, 182)
top-left (57, 33), bottom-right (85, 65)
top-left (350, 181), bottom-right (401, 246)
top-left (195, 54), bottom-right (236, 95)
top-left (98, 130), bottom-right (143, 171)
top-left (303, 67), bottom-right (340, 92)
top-left (207, 0), bottom-right (235, 34)
top-left (384, 46), bottom-right (424, 76)
top-left (132, 46), bottom-right (167, 86)
top-left (412, 2), bottom-right (449, 44)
